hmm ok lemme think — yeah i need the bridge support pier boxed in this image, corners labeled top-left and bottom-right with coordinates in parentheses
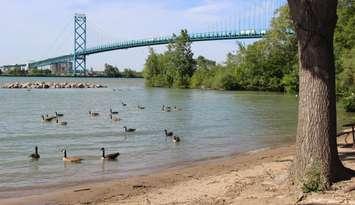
top-left (73, 13), bottom-right (87, 75)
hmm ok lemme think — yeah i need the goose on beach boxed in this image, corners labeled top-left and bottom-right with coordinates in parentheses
top-left (61, 149), bottom-right (83, 163)
top-left (110, 114), bottom-right (121, 122)
top-left (110, 108), bottom-right (118, 115)
top-left (164, 129), bottom-right (173, 137)
top-left (100, 148), bottom-right (120, 160)
top-left (56, 119), bottom-right (68, 126)
top-left (41, 115), bottom-right (57, 122)
top-left (123, 126), bottom-right (136, 132)
top-left (30, 146), bottom-right (40, 160)
top-left (173, 136), bottom-right (181, 143)
top-left (55, 112), bottom-right (64, 117)
top-left (89, 111), bottom-right (99, 116)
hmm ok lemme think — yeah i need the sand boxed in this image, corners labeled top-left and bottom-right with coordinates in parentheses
top-left (1, 135), bottom-right (355, 205)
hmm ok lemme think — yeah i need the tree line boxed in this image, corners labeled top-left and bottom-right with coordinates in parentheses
top-left (143, 1), bottom-right (354, 112)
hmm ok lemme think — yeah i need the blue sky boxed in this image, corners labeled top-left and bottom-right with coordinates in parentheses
top-left (0, 0), bottom-right (285, 71)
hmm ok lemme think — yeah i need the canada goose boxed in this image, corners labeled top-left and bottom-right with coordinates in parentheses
top-left (109, 108), bottom-right (118, 115)
top-left (61, 149), bottom-right (83, 163)
top-left (164, 129), bottom-right (173, 137)
top-left (110, 114), bottom-right (121, 122)
top-left (122, 102), bottom-right (127, 106)
top-left (137, 105), bottom-right (145, 110)
top-left (174, 107), bottom-right (182, 111)
top-left (89, 111), bottom-right (99, 116)
top-left (162, 106), bottom-right (171, 112)
top-left (100, 148), bottom-right (120, 160)
top-left (30, 146), bottom-right (40, 159)
top-left (173, 136), bottom-right (181, 143)
top-left (123, 126), bottom-right (136, 132)
top-left (56, 119), bottom-right (68, 126)
top-left (41, 115), bottom-right (57, 122)
top-left (55, 112), bottom-right (64, 117)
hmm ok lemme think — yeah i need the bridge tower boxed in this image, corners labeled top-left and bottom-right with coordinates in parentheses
top-left (73, 13), bottom-right (87, 75)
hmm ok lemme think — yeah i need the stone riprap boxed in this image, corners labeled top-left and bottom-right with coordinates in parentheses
top-left (1, 82), bottom-right (107, 89)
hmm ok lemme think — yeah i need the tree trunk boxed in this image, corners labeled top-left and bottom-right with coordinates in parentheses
top-left (287, 0), bottom-right (349, 189)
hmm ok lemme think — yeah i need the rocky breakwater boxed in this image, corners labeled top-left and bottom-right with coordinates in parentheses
top-left (1, 82), bottom-right (107, 89)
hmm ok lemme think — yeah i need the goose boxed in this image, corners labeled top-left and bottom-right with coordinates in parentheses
top-left (55, 112), bottom-right (64, 117)
top-left (89, 111), bottom-right (99, 116)
top-left (123, 126), bottom-right (136, 132)
top-left (122, 102), bottom-right (127, 106)
top-left (173, 136), bottom-right (181, 143)
top-left (100, 148), bottom-right (120, 160)
top-left (30, 146), bottom-right (40, 159)
top-left (173, 106), bottom-right (182, 111)
top-left (163, 106), bottom-right (171, 112)
top-left (56, 119), bottom-right (68, 126)
top-left (137, 105), bottom-right (145, 110)
top-left (42, 115), bottom-right (57, 122)
top-left (61, 149), bottom-right (83, 163)
top-left (164, 129), bottom-right (173, 137)
top-left (110, 114), bottom-right (121, 122)
top-left (110, 108), bottom-right (118, 115)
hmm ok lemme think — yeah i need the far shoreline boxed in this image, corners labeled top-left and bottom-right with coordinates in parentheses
top-left (0, 75), bottom-right (143, 79)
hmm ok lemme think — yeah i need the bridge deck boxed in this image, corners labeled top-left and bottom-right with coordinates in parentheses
top-left (29, 29), bottom-right (267, 68)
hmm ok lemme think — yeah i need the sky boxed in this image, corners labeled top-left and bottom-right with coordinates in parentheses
top-left (0, 0), bottom-right (285, 71)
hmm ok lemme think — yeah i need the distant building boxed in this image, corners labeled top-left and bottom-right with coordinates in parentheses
top-left (50, 62), bottom-right (73, 75)
top-left (0, 64), bottom-right (27, 72)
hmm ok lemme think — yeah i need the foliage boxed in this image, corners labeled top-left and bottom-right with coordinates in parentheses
top-left (301, 162), bottom-right (327, 193)
top-left (343, 94), bottom-right (355, 112)
top-left (143, 3), bottom-right (354, 97)
top-left (29, 68), bottom-right (52, 76)
top-left (143, 30), bottom-right (196, 88)
top-left (121, 68), bottom-right (142, 78)
top-left (7, 68), bottom-right (27, 76)
top-left (335, 0), bottom-right (355, 99)
top-left (104, 63), bottom-right (121, 77)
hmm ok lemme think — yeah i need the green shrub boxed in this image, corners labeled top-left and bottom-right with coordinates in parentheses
top-left (343, 94), bottom-right (355, 112)
top-left (302, 162), bottom-right (327, 193)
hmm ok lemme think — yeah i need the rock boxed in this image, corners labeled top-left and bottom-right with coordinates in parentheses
top-left (1, 82), bottom-right (107, 89)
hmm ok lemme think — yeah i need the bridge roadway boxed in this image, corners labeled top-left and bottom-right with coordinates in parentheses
top-left (29, 29), bottom-right (266, 68)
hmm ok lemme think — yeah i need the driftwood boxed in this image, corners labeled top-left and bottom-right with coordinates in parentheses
top-left (73, 188), bottom-right (91, 192)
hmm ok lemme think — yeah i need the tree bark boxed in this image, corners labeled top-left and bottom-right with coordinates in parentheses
top-left (287, 0), bottom-right (350, 189)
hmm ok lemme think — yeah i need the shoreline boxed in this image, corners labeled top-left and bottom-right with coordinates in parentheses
top-left (0, 143), bottom-right (295, 205)
top-left (0, 143), bottom-right (284, 198)
top-left (1, 138), bottom-right (354, 205)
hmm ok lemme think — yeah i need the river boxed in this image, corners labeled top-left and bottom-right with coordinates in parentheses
top-left (0, 76), bottom-right (306, 193)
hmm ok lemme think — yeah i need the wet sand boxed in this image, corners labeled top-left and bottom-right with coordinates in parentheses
top-left (1, 136), bottom-right (355, 205)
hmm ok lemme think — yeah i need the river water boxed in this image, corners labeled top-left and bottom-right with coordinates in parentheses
top-left (0, 77), bottom-right (301, 193)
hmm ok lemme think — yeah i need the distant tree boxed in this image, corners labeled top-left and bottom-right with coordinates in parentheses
top-left (166, 29), bottom-right (196, 88)
top-left (29, 68), bottom-right (51, 76)
top-left (143, 48), bottom-right (167, 86)
top-left (8, 67), bottom-right (27, 76)
top-left (104, 63), bottom-right (121, 77)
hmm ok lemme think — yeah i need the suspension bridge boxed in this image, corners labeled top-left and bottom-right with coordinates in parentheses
top-left (27, 0), bottom-right (285, 74)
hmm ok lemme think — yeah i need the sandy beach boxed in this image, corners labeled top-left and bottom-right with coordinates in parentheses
top-left (1, 135), bottom-right (355, 205)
